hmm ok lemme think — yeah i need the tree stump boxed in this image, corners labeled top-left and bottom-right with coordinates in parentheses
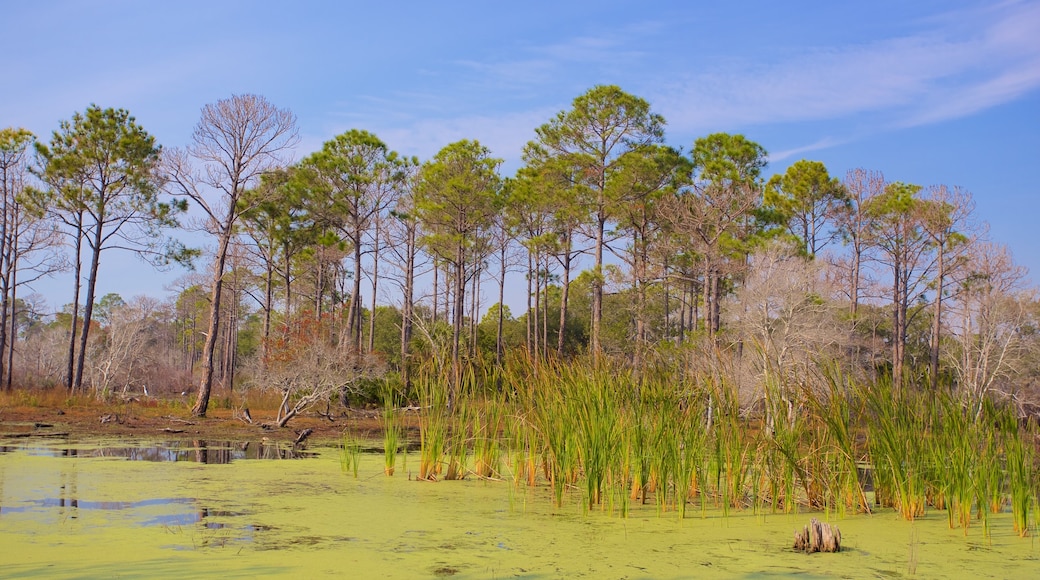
top-left (793, 518), bottom-right (841, 553)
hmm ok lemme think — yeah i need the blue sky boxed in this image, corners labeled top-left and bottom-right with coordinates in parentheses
top-left (2, 0), bottom-right (1038, 314)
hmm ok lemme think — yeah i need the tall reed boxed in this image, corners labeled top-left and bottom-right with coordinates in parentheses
top-left (415, 362), bottom-right (448, 480)
top-left (815, 368), bottom-right (869, 516)
top-left (933, 393), bottom-right (976, 532)
top-left (381, 383), bottom-right (403, 476)
top-left (472, 394), bottom-right (504, 479)
top-left (394, 345), bottom-right (1040, 541)
top-left (340, 434), bottom-right (362, 478)
top-left (865, 378), bottom-right (928, 520)
top-left (762, 374), bottom-right (804, 513)
top-left (673, 392), bottom-right (709, 519)
top-left (576, 365), bottom-right (626, 509)
top-left (999, 405), bottom-right (1032, 537)
top-left (708, 378), bottom-right (753, 513)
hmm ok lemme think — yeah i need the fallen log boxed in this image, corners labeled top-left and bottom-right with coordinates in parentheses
top-left (294, 428), bottom-right (314, 446)
top-left (794, 518), bottom-right (841, 553)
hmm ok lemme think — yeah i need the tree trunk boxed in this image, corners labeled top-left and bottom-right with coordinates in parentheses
top-left (0, 201), bottom-right (9, 386)
top-left (850, 247), bottom-right (861, 317)
top-left (497, 242), bottom-right (506, 365)
top-left (470, 267), bottom-right (478, 358)
top-left (444, 263), bottom-right (451, 324)
top-left (432, 261), bottom-right (438, 325)
top-left (691, 278), bottom-right (699, 336)
top-left (591, 212), bottom-right (605, 360)
top-left (222, 273), bottom-right (238, 394)
top-left (557, 233), bottom-right (572, 356)
top-left (74, 220), bottom-right (106, 392)
top-left (532, 250), bottom-right (540, 358)
top-left (314, 249), bottom-right (324, 319)
top-left (282, 240), bottom-right (293, 320)
top-left (452, 246), bottom-right (466, 396)
top-left (703, 262), bottom-right (716, 338)
top-left (541, 254), bottom-right (548, 357)
top-left (678, 279), bottom-right (686, 344)
top-left (662, 259), bottom-right (670, 344)
top-left (930, 245), bottom-right (944, 390)
top-left (368, 217), bottom-right (381, 354)
top-left (349, 241), bottom-right (363, 352)
top-left (525, 251), bottom-right (532, 353)
top-left (892, 258), bottom-right (904, 389)
top-left (193, 210), bottom-right (234, 417)
top-left (66, 212), bottom-right (84, 391)
top-left (400, 220), bottom-right (416, 390)
top-left (261, 258), bottom-right (273, 366)
top-left (633, 230), bottom-right (645, 374)
top-left (6, 262), bottom-right (16, 390)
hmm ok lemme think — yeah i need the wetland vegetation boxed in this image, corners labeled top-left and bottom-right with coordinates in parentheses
top-left (2, 86), bottom-right (1040, 576)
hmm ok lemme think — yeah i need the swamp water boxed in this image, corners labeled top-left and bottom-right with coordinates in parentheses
top-left (1, 437), bottom-right (1038, 578)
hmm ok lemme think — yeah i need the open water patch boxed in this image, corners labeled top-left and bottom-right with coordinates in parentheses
top-left (0, 438), bottom-right (314, 463)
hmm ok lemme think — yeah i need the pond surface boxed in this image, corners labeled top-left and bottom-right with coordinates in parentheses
top-left (1, 437), bottom-right (1038, 578)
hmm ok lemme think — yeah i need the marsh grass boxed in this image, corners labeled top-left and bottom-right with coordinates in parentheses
top-left (709, 379), bottom-right (753, 513)
top-left (415, 362), bottom-right (448, 480)
top-left (1000, 406), bottom-right (1032, 537)
top-left (935, 395), bottom-right (977, 532)
top-left (763, 375), bottom-right (803, 513)
top-left (387, 350), bottom-right (1037, 540)
top-left (573, 366), bottom-right (625, 509)
top-left (811, 368), bottom-right (869, 516)
top-left (472, 395), bottom-right (504, 479)
top-left (508, 411), bottom-right (539, 488)
top-left (865, 379), bottom-right (928, 520)
top-left (381, 384), bottom-right (402, 476)
top-left (340, 434), bottom-right (362, 478)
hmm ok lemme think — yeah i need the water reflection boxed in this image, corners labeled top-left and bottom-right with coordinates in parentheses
top-left (0, 439), bottom-right (313, 463)
top-left (0, 495), bottom-right (254, 531)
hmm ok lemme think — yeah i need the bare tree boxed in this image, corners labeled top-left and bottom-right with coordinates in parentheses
top-left (726, 241), bottom-right (849, 425)
top-left (258, 314), bottom-right (385, 428)
top-left (1, 128), bottom-right (65, 389)
top-left (87, 296), bottom-right (163, 398)
top-left (945, 242), bottom-right (1032, 412)
top-left (166, 94), bottom-right (298, 417)
top-left (1, 197), bottom-right (65, 389)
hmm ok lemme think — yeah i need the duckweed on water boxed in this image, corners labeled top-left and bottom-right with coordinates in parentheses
top-left (2, 438), bottom-right (1039, 578)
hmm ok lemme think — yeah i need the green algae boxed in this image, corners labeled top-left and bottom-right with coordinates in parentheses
top-left (1, 438), bottom-right (1038, 579)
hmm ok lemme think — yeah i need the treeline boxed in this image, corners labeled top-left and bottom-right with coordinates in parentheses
top-left (1, 87), bottom-right (1037, 418)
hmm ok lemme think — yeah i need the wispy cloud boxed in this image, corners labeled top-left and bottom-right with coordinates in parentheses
top-left (324, 21), bottom-right (666, 165)
top-left (450, 20), bottom-right (659, 92)
top-left (768, 137), bottom-right (848, 163)
top-left (364, 109), bottom-right (557, 168)
top-left (654, 1), bottom-right (1040, 133)
top-left (308, 4), bottom-right (1040, 169)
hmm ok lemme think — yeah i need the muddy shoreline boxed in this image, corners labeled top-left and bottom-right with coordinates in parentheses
top-left (0, 403), bottom-right (386, 446)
